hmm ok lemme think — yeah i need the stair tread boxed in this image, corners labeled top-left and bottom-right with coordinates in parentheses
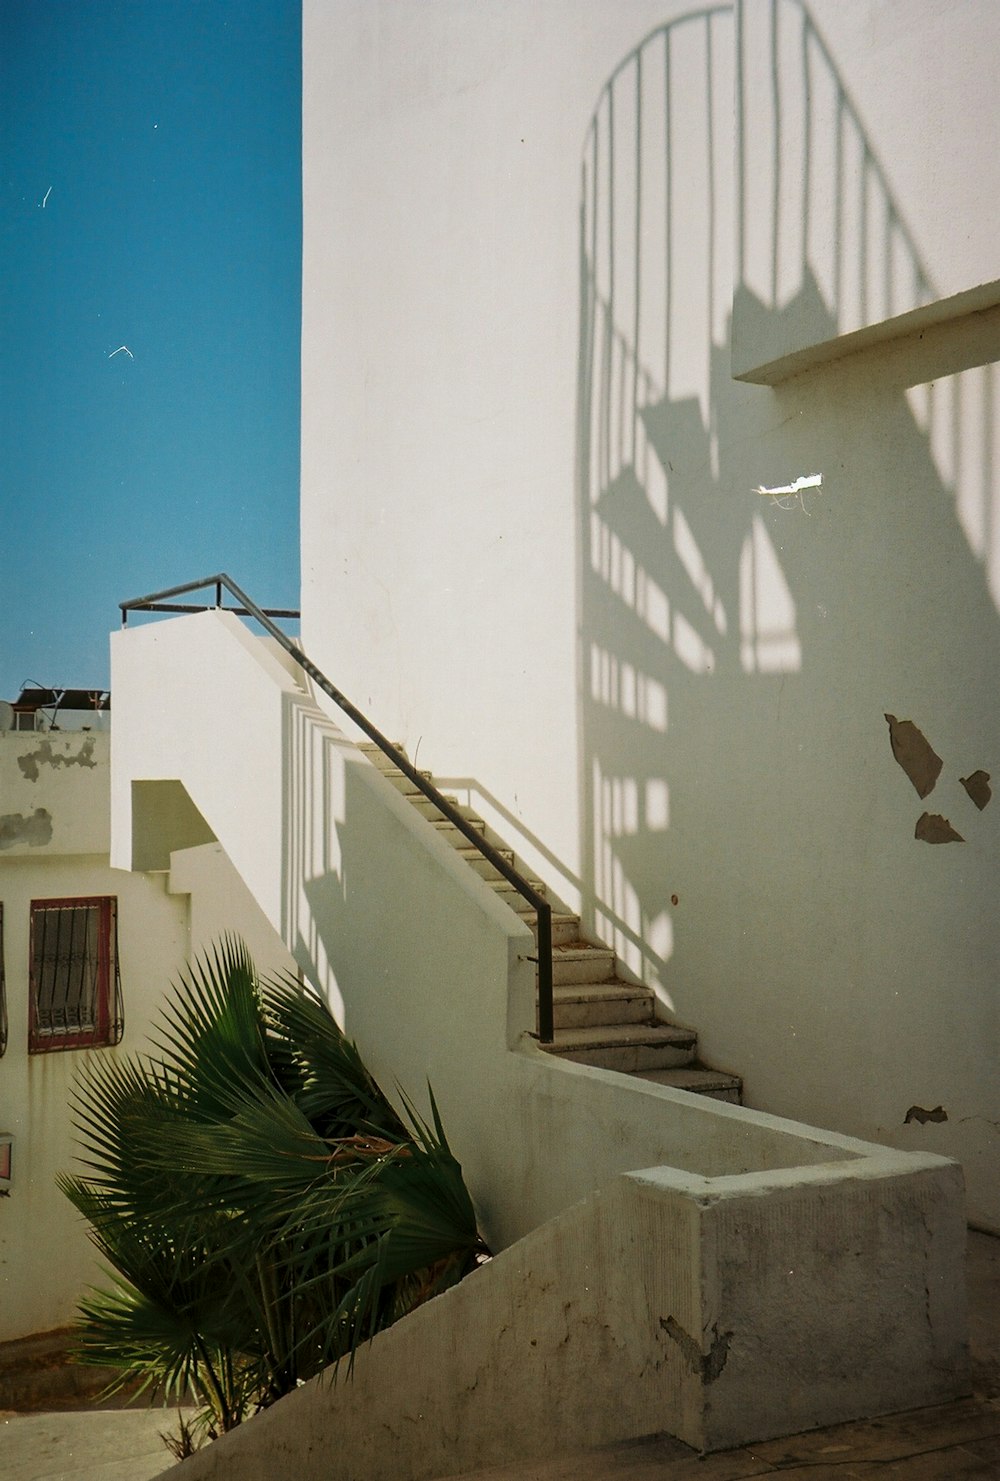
top-left (634, 1067), bottom-right (742, 1090)
top-left (553, 983), bottom-right (653, 1003)
top-left (547, 1022), bottom-right (696, 1050)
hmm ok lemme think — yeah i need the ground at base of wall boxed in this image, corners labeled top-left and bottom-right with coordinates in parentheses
top-left (0, 1406), bottom-right (192, 1481)
top-left (444, 1396), bottom-right (1000, 1480)
top-left (0, 1329), bottom-right (144, 1412)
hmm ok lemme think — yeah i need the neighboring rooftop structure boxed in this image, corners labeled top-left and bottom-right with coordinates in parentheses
top-left (0, 688), bottom-right (110, 734)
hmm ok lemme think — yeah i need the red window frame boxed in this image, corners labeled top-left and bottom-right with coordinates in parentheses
top-left (28, 897), bottom-right (121, 1053)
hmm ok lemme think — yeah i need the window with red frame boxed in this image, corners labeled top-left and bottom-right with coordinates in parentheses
top-left (29, 897), bottom-right (124, 1053)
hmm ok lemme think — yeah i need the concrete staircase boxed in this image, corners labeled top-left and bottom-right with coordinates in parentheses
top-left (360, 743), bottom-right (741, 1103)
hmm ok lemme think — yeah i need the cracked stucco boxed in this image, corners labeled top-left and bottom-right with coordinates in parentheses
top-left (0, 808), bottom-right (53, 849)
top-left (17, 736), bottom-right (97, 783)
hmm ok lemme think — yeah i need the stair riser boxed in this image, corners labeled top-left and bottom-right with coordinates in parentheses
top-left (408, 796), bottom-right (477, 824)
top-left (550, 955), bottom-right (617, 986)
top-left (488, 883), bottom-right (546, 911)
top-left (432, 820), bottom-right (486, 841)
top-left (553, 998), bottom-right (653, 1029)
top-left (554, 1042), bottom-right (696, 1072)
top-left (461, 852), bottom-right (516, 881)
top-left (525, 914), bottom-right (583, 947)
top-left (380, 770), bottom-right (433, 796)
top-left (359, 744), bottom-right (408, 771)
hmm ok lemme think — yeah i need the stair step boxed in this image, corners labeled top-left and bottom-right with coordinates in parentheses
top-left (358, 741), bottom-right (408, 770)
top-left (432, 818), bottom-right (486, 839)
top-left (543, 1022), bottom-right (697, 1072)
top-left (633, 1066), bottom-right (743, 1103)
top-left (379, 767), bottom-right (434, 795)
top-left (553, 983), bottom-right (654, 1029)
top-left (407, 793), bottom-right (479, 824)
top-left (550, 944), bottom-right (617, 986)
top-left (525, 912), bottom-right (581, 947)
top-left (458, 846), bottom-right (515, 880)
top-left (487, 878), bottom-right (547, 913)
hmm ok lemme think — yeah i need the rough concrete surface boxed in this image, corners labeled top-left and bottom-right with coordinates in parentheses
top-left (1, 1234), bottom-right (996, 1481)
top-left (0, 1406), bottom-right (191, 1481)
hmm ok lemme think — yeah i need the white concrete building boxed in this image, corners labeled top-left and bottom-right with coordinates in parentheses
top-left (299, 0), bottom-right (1000, 1230)
top-left (0, 702), bottom-right (296, 1345)
top-left (105, 0), bottom-right (1000, 1469)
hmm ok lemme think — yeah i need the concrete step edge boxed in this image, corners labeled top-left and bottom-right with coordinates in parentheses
top-left (545, 1023), bottom-right (697, 1051)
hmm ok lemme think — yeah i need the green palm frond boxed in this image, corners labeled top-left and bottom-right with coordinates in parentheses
top-left (63, 937), bottom-right (488, 1431)
top-left (262, 974), bottom-right (407, 1141)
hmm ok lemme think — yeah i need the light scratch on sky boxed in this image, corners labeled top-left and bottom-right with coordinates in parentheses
top-left (108, 345), bottom-right (134, 360)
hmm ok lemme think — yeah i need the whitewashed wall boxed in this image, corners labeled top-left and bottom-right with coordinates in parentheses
top-left (300, 1), bottom-right (1000, 1227)
top-left (301, 0), bottom-right (679, 907)
top-left (0, 732), bottom-right (190, 1342)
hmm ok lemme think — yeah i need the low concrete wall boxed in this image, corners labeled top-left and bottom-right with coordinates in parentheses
top-left (157, 1152), bottom-right (966, 1477)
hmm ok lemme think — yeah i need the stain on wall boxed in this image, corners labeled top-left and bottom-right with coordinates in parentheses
top-left (904, 1104), bottom-right (948, 1125)
top-left (884, 714), bottom-right (943, 797)
top-left (0, 808), bottom-right (53, 849)
top-left (16, 737), bottom-right (97, 783)
top-left (914, 813), bottom-right (964, 844)
top-left (960, 770), bottom-right (992, 810)
top-left (659, 1316), bottom-right (732, 1384)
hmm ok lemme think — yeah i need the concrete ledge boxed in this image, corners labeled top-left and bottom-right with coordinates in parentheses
top-left (158, 1149), bottom-right (967, 1480)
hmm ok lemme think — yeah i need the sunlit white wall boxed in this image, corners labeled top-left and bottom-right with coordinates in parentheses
top-left (301, 1), bottom-right (1000, 1227)
top-left (301, 0), bottom-right (689, 900)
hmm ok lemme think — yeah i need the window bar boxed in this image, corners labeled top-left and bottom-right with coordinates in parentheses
top-left (109, 900), bottom-right (124, 1044)
top-left (84, 903), bottom-right (98, 1032)
top-left (61, 904), bottom-right (76, 1033)
top-left (42, 905), bottom-right (56, 1033)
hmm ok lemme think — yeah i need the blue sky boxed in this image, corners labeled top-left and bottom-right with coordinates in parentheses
top-left (0, 0), bottom-right (301, 701)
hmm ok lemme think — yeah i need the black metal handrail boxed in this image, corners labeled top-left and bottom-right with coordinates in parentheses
top-left (120, 574), bottom-right (555, 1042)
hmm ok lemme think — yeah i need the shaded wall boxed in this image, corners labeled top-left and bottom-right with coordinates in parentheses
top-left (576, 1), bottom-right (1000, 1226)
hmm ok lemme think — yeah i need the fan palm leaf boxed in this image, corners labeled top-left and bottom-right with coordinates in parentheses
top-left (64, 938), bottom-right (487, 1434)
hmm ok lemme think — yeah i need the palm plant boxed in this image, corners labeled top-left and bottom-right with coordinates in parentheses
top-left (60, 938), bottom-right (487, 1439)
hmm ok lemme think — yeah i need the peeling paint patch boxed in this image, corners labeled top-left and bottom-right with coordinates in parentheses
top-left (960, 770), bottom-right (992, 810)
top-left (914, 812), bottom-right (964, 844)
top-left (884, 714), bottom-right (942, 798)
top-left (17, 737), bottom-right (97, 783)
top-left (905, 1105), bottom-right (948, 1125)
top-left (0, 808), bottom-right (53, 849)
top-left (659, 1316), bottom-right (732, 1384)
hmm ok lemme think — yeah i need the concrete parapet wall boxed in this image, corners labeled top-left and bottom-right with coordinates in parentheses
top-left (157, 1152), bottom-right (967, 1478)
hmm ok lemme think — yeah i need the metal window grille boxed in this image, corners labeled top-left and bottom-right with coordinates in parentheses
top-left (28, 897), bottom-right (124, 1053)
top-left (0, 905), bottom-right (7, 1058)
